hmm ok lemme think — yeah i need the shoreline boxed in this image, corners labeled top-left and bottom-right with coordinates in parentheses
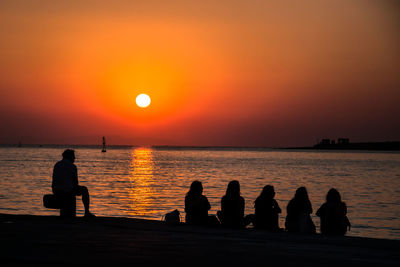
top-left (1, 214), bottom-right (399, 266)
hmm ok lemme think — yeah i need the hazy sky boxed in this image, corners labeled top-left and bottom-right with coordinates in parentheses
top-left (1, 0), bottom-right (399, 146)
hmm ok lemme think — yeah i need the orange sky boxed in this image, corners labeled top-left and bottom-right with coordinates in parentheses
top-left (1, 0), bottom-right (399, 146)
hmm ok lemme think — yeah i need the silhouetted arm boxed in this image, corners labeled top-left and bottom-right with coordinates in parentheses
top-left (184, 197), bottom-right (191, 213)
top-left (342, 202), bottom-right (347, 215)
top-left (316, 204), bottom-right (324, 217)
top-left (240, 197), bottom-right (245, 218)
top-left (205, 196), bottom-right (211, 211)
top-left (273, 199), bottom-right (282, 214)
top-left (342, 202), bottom-right (351, 229)
top-left (73, 165), bottom-right (79, 187)
top-left (221, 196), bottom-right (226, 212)
top-left (307, 200), bottom-right (313, 214)
top-left (286, 199), bottom-right (294, 215)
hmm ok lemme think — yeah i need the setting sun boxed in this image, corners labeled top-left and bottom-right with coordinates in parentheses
top-left (136, 94), bottom-right (151, 108)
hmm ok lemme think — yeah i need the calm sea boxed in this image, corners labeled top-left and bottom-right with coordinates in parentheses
top-left (0, 146), bottom-right (399, 240)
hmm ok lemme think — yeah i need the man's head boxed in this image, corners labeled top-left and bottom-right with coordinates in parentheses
top-left (62, 149), bottom-right (76, 162)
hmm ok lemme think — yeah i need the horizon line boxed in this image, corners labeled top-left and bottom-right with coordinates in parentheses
top-left (1, 141), bottom-right (400, 150)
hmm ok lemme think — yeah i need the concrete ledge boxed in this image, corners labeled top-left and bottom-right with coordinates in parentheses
top-left (1, 214), bottom-right (399, 266)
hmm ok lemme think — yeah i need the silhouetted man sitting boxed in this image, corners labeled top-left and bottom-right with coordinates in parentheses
top-left (52, 149), bottom-right (95, 218)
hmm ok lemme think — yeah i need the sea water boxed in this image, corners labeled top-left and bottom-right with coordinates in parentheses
top-left (0, 146), bottom-right (399, 240)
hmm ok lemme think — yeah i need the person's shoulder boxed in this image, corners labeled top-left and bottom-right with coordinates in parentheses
top-left (287, 198), bottom-right (295, 206)
top-left (318, 202), bottom-right (328, 210)
top-left (254, 197), bottom-right (264, 208)
top-left (57, 158), bottom-right (68, 164)
top-left (201, 195), bottom-right (209, 200)
top-left (54, 159), bottom-right (65, 167)
top-left (63, 159), bottom-right (76, 167)
top-left (316, 203), bottom-right (326, 216)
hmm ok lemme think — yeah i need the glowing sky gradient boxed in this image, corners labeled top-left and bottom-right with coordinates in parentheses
top-left (1, 0), bottom-right (399, 146)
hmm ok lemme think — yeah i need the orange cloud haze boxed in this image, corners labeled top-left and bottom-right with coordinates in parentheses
top-left (1, 0), bottom-right (399, 146)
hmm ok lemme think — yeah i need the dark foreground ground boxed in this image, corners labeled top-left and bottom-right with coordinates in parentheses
top-left (1, 214), bottom-right (399, 266)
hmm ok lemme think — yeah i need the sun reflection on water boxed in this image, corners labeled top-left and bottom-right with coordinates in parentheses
top-left (128, 147), bottom-right (156, 217)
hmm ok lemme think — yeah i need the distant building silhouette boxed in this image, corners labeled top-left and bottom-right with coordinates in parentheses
top-left (288, 139), bottom-right (400, 151)
top-left (315, 138), bottom-right (351, 149)
top-left (320, 139), bottom-right (331, 146)
top-left (338, 138), bottom-right (349, 145)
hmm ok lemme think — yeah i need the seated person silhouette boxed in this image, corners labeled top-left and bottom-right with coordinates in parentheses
top-left (254, 185), bottom-right (281, 231)
top-left (285, 187), bottom-right (316, 233)
top-left (184, 181), bottom-right (211, 225)
top-left (316, 188), bottom-right (351, 235)
top-left (52, 149), bottom-right (95, 218)
top-left (218, 180), bottom-right (245, 228)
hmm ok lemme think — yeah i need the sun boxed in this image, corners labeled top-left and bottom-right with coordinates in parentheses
top-left (136, 94), bottom-right (151, 108)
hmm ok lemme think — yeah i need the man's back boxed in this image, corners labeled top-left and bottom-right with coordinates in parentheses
top-left (52, 159), bottom-right (78, 193)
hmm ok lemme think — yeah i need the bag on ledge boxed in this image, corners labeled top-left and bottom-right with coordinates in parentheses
top-left (164, 209), bottom-right (180, 224)
top-left (43, 194), bottom-right (61, 209)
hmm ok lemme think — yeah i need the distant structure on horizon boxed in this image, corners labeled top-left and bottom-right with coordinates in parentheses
top-left (313, 138), bottom-right (400, 150)
top-left (318, 138), bottom-right (350, 146)
top-left (102, 136), bottom-right (107, 153)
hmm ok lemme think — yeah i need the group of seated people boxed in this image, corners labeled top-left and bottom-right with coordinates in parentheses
top-left (50, 149), bottom-right (349, 236)
top-left (184, 180), bottom-right (351, 236)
